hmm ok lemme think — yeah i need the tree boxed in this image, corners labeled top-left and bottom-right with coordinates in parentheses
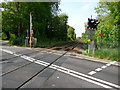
top-left (2, 1), bottom-right (76, 45)
top-left (2, 2), bottom-right (63, 44)
top-left (67, 26), bottom-right (76, 40)
top-left (58, 13), bottom-right (68, 40)
top-left (94, 1), bottom-right (119, 48)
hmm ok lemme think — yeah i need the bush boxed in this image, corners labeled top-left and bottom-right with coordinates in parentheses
top-left (2, 32), bottom-right (7, 40)
top-left (9, 34), bottom-right (23, 45)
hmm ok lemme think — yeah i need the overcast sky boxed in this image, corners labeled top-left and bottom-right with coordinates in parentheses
top-left (59, 0), bottom-right (99, 37)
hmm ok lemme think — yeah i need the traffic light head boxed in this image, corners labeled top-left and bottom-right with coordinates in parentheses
top-left (94, 20), bottom-right (100, 29)
top-left (87, 18), bottom-right (100, 30)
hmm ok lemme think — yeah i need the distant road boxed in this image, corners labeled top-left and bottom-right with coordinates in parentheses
top-left (0, 40), bottom-right (119, 89)
top-left (0, 40), bottom-right (9, 45)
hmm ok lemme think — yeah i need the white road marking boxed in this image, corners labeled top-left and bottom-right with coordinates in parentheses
top-left (57, 77), bottom-right (59, 78)
top-left (88, 71), bottom-right (96, 75)
top-left (0, 49), bottom-right (14, 54)
top-left (52, 84), bottom-right (55, 87)
top-left (50, 65), bottom-right (120, 88)
top-left (34, 61), bottom-right (48, 66)
top-left (101, 66), bottom-right (107, 69)
top-left (95, 68), bottom-right (102, 72)
top-left (110, 61), bottom-right (116, 64)
top-left (51, 66), bottom-right (112, 88)
top-left (1, 49), bottom-right (120, 89)
top-left (20, 55), bottom-right (35, 62)
top-left (13, 53), bottom-right (21, 56)
top-left (35, 60), bottom-right (49, 66)
top-left (106, 63), bottom-right (111, 66)
top-left (88, 61), bottom-right (117, 75)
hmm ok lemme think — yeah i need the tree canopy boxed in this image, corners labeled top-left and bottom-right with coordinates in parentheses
top-left (1, 1), bottom-right (76, 45)
top-left (81, 1), bottom-right (119, 48)
top-left (67, 26), bottom-right (76, 40)
top-left (95, 1), bottom-right (119, 48)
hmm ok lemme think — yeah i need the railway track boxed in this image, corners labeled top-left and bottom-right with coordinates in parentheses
top-left (49, 41), bottom-right (78, 50)
top-left (49, 40), bottom-right (84, 54)
top-left (1, 41), bottom-right (79, 89)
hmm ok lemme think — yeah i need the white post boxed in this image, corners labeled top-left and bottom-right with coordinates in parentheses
top-left (30, 12), bottom-right (34, 36)
top-left (92, 40), bottom-right (95, 56)
top-left (29, 12), bottom-right (33, 48)
top-left (88, 44), bottom-right (90, 54)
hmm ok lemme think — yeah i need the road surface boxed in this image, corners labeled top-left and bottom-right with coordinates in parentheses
top-left (0, 40), bottom-right (119, 89)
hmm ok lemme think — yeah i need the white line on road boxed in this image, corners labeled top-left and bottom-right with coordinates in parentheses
top-left (101, 65), bottom-right (107, 69)
top-left (1, 49), bottom-right (120, 89)
top-left (95, 68), bottom-right (102, 72)
top-left (50, 66), bottom-right (112, 88)
top-left (0, 48), bottom-right (14, 54)
top-left (88, 61), bottom-right (117, 75)
top-left (51, 64), bottom-right (120, 89)
top-left (106, 63), bottom-right (111, 66)
top-left (13, 53), bottom-right (21, 56)
top-left (88, 71), bottom-right (96, 75)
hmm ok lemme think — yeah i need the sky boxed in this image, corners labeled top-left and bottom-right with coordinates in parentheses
top-left (59, 0), bottom-right (99, 37)
top-left (0, 0), bottom-right (99, 37)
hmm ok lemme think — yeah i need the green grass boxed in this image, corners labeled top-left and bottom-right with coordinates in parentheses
top-left (95, 48), bottom-right (111, 59)
top-left (34, 40), bottom-right (68, 48)
top-left (8, 34), bottom-right (70, 48)
top-left (14, 39), bottom-right (69, 48)
top-left (84, 48), bottom-right (119, 62)
top-left (95, 48), bottom-right (119, 61)
top-left (110, 48), bottom-right (119, 61)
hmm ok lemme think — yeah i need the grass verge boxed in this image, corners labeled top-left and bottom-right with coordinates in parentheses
top-left (84, 48), bottom-right (120, 62)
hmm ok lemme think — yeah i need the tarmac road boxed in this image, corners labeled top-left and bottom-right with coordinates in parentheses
top-left (0, 40), bottom-right (119, 89)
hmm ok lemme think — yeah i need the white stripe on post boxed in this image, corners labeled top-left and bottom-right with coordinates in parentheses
top-left (30, 12), bottom-right (32, 30)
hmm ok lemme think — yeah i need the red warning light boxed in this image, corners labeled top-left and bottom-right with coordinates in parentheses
top-left (99, 34), bottom-right (104, 36)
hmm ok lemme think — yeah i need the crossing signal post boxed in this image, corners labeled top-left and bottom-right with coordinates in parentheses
top-left (29, 12), bottom-right (37, 48)
top-left (25, 12), bottom-right (37, 47)
top-left (30, 12), bottom-right (34, 48)
top-left (86, 17), bottom-right (100, 55)
top-left (87, 39), bottom-right (91, 54)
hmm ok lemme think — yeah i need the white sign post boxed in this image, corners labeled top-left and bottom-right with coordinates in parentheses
top-left (86, 28), bottom-right (95, 55)
top-left (86, 29), bottom-right (95, 40)
top-left (29, 12), bottom-right (34, 48)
